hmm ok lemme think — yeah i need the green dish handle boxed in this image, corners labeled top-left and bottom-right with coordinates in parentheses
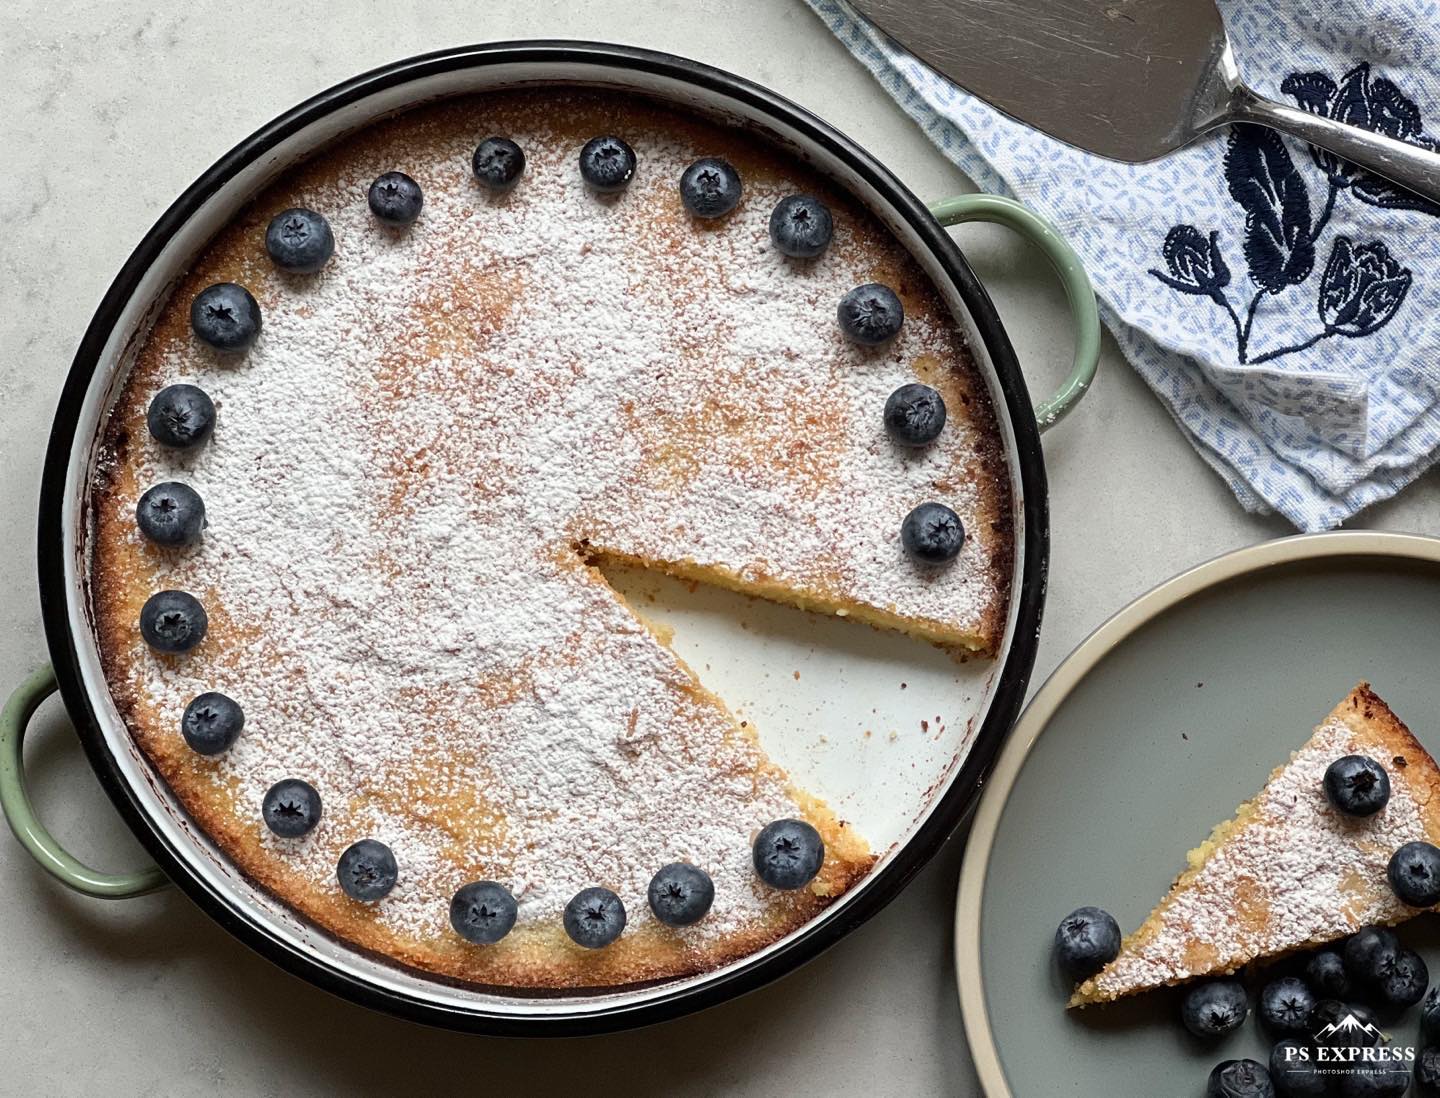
top-left (928, 193), bottom-right (1099, 432)
top-left (0, 663), bottom-right (168, 898)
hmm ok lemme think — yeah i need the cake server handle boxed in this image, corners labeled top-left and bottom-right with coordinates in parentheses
top-left (929, 194), bottom-right (1099, 432)
top-left (0, 664), bottom-right (168, 898)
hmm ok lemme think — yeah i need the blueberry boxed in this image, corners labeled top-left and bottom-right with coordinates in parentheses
top-left (449, 880), bottom-right (518, 944)
top-left (1260, 976), bottom-right (1317, 1036)
top-left (837, 282), bottom-right (904, 345)
top-left (1359, 942), bottom-right (1406, 989)
top-left (337, 839), bottom-right (397, 902)
top-left (1324, 755), bottom-right (1392, 817)
top-left (1269, 1039), bottom-right (1326, 1098)
top-left (901, 502), bottom-right (965, 565)
top-left (1345, 927), bottom-right (1400, 986)
top-left (1181, 979), bottom-right (1249, 1038)
top-left (752, 819), bottom-right (825, 890)
top-left (139, 590), bottom-right (208, 654)
top-left (1307, 950), bottom-right (1352, 999)
top-left (1416, 1046), bottom-right (1440, 1096)
top-left (679, 157), bottom-right (742, 218)
top-left (190, 283), bottom-right (261, 352)
top-left (1206, 1059), bottom-right (1274, 1098)
top-left (472, 137), bottom-right (525, 191)
top-left (1053, 906), bottom-right (1121, 980)
top-left (1311, 999), bottom-right (1382, 1049)
top-left (180, 692), bottom-right (243, 755)
top-left (265, 207), bottom-right (334, 274)
top-left (367, 171), bottom-right (423, 225)
top-left (1376, 947), bottom-right (1429, 1009)
top-left (768, 194), bottom-right (833, 258)
top-left (261, 778), bottom-right (321, 837)
top-left (647, 862), bottom-right (715, 927)
top-left (563, 886), bottom-right (625, 948)
top-left (578, 135), bottom-right (637, 193)
top-left (1388, 841), bottom-right (1440, 907)
top-left (1424, 986), bottom-right (1440, 1043)
top-left (135, 482), bottom-right (205, 547)
top-left (147, 384), bottom-right (215, 449)
top-left (884, 383), bottom-right (947, 447)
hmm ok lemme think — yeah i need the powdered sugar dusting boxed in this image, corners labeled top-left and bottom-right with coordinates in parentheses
top-left (97, 94), bottom-right (1007, 966)
top-left (1089, 719), bottom-right (1424, 996)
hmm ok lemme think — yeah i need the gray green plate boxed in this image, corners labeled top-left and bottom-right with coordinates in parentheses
top-left (955, 532), bottom-right (1440, 1096)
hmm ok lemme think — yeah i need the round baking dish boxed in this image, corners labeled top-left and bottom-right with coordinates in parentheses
top-left (4, 42), bottom-right (1096, 1034)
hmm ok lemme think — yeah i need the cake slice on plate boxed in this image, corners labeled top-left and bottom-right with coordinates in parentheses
top-left (1070, 683), bottom-right (1440, 1008)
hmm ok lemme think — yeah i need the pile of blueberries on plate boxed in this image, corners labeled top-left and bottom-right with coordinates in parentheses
top-left (1053, 753), bottom-right (1440, 1096)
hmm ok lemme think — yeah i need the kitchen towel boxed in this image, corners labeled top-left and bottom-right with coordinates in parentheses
top-left (805, 0), bottom-right (1440, 529)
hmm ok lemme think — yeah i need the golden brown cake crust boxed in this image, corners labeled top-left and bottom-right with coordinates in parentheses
top-left (88, 90), bottom-right (1010, 990)
top-left (1071, 684), bottom-right (1440, 1007)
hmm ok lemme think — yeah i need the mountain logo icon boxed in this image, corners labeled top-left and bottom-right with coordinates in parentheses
top-left (1313, 1013), bottom-right (1386, 1042)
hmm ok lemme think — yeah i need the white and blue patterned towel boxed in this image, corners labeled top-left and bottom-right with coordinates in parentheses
top-left (806, 0), bottom-right (1440, 530)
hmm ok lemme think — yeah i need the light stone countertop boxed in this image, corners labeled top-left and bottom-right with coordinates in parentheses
top-left (4, 2), bottom-right (1439, 1095)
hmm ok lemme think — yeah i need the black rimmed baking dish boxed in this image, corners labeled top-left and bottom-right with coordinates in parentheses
top-left (2, 41), bottom-right (1096, 1035)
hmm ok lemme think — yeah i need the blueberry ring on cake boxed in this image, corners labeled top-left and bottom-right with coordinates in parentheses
top-left (88, 88), bottom-right (1014, 990)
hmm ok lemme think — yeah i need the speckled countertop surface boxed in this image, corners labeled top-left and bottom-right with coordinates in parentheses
top-left (3, 2), bottom-right (1439, 1095)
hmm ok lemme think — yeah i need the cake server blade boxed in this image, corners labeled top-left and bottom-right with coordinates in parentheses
top-left (846, 0), bottom-right (1440, 204)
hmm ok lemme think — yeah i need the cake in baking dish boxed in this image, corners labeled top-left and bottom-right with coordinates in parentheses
top-left (1071, 684), bottom-right (1440, 1008)
top-left (88, 89), bottom-right (1014, 989)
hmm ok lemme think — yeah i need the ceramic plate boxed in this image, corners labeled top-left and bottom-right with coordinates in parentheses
top-left (955, 531), bottom-right (1440, 1096)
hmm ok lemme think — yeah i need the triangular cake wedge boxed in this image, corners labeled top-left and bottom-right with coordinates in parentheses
top-left (1070, 683), bottom-right (1440, 1007)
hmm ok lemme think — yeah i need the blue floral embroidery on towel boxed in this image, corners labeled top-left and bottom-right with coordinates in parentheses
top-left (1149, 63), bottom-right (1431, 365)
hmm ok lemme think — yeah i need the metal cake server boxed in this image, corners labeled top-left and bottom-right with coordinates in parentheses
top-left (849, 0), bottom-right (1440, 205)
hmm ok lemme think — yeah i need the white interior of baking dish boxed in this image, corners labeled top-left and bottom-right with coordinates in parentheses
top-left (59, 56), bottom-right (1030, 1017)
